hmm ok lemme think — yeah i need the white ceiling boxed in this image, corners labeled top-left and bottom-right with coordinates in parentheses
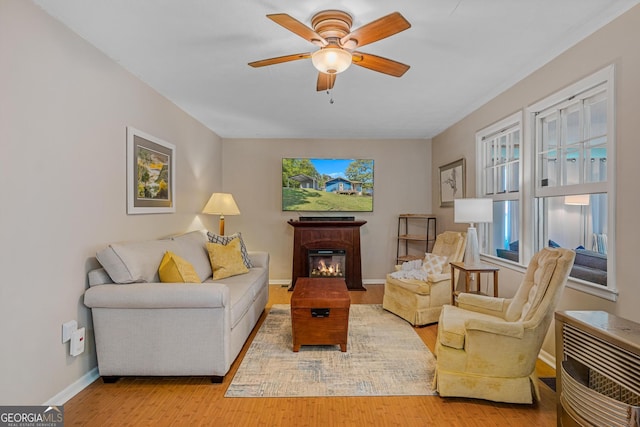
top-left (34, 0), bottom-right (639, 139)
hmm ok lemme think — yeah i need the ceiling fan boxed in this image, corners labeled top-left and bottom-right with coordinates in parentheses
top-left (248, 10), bottom-right (411, 91)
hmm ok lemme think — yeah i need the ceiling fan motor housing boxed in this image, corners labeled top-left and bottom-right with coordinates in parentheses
top-left (311, 10), bottom-right (353, 42)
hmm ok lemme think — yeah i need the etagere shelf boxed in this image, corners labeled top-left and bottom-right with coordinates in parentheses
top-left (396, 214), bottom-right (437, 264)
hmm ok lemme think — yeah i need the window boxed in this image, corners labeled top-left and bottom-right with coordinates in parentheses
top-left (476, 66), bottom-right (616, 300)
top-left (476, 112), bottom-right (522, 263)
top-left (529, 66), bottom-right (615, 299)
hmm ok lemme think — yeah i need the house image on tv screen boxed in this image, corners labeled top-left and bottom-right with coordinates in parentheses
top-left (325, 177), bottom-right (363, 195)
top-left (281, 158), bottom-right (374, 212)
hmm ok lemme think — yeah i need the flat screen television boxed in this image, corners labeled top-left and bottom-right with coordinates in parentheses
top-left (282, 158), bottom-right (374, 212)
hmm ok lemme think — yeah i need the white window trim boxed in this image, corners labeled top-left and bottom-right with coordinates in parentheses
top-left (476, 111), bottom-right (523, 262)
top-left (525, 64), bottom-right (617, 301)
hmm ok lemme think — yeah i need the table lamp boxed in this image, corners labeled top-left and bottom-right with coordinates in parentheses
top-left (565, 194), bottom-right (590, 247)
top-left (454, 198), bottom-right (493, 266)
top-left (202, 193), bottom-right (240, 235)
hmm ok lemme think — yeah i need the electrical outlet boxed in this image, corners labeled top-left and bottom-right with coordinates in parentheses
top-left (62, 320), bottom-right (77, 343)
top-left (70, 327), bottom-right (85, 356)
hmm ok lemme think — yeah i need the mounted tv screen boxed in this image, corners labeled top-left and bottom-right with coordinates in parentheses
top-left (282, 158), bottom-right (374, 212)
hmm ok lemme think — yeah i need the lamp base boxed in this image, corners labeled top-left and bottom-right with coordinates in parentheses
top-left (219, 216), bottom-right (225, 236)
top-left (465, 226), bottom-right (481, 266)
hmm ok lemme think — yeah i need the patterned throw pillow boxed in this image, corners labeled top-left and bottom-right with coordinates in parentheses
top-left (206, 239), bottom-right (249, 280)
top-left (422, 253), bottom-right (448, 275)
top-left (158, 251), bottom-right (202, 283)
top-left (206, 231), bottom-right (253, 268)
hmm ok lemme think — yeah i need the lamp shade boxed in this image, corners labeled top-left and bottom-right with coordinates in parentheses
top-left (564, 194), bottom-right (590, 206)
top-left (202, 193), bottom-right (240, 216)
top-left (454, 198), bottom-right (493, 224)
top-left (311, 47), bottom-right (352, 74)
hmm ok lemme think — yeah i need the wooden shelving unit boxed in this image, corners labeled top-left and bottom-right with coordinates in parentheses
top-left (396, 214), bottom-right (437, 264)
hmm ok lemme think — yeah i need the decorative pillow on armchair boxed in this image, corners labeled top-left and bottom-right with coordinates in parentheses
top-left (207, 231), bottom-right (253, 268)
top-left (206, 239), bottom-right (249, 280)
top-left (422, 253), bottom-right (449, 274)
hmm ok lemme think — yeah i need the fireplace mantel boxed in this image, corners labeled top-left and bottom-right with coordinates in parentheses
top-left (288, 219), bottom-right (367, 291)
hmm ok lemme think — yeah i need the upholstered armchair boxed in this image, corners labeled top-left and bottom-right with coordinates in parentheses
top-left (434, 247), bottom-right (575, 404)
top-left (383, 231), bottom-right (466, 326)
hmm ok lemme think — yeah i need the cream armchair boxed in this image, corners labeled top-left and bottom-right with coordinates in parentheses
top-left (383, 231), bottom-right (466, 326)
top-left (434, 247), bottom-right (575, 404)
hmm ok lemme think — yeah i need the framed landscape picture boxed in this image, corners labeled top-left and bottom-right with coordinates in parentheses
top-left (439, 158), bottom-right (465, 207)
top-left (126, 127), bottom-right (175, 214)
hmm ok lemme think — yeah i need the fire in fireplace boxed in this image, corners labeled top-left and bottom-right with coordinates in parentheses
top-left (309, 249), bottom-right (346, 278)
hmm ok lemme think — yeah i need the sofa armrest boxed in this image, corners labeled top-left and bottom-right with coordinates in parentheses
top-left (248, 251), bottom-right (269, 269)
top-left (84, 282), bottom-right (229, 309)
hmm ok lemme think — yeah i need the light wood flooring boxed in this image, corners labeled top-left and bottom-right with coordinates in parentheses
top-left (64, 284), bottom-right (557, 426)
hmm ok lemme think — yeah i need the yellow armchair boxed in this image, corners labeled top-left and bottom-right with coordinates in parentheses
top-left (434, 247), bottom-right (575, 404)
top-left (383, 231), bottom-right (466, 326)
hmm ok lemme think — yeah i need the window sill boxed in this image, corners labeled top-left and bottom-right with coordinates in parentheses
top-left (565, 277), bottom-right (618, 301)
top-left (482, 255), bottom-right (617, 302)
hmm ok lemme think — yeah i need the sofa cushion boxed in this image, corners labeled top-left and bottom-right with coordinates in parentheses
top-left (207, 231), bottom-right (253, 268)
top-left (574, 249), bottom-right (607, 271)
top-left (158, 251), bottom-right (202, 283)
top-left (96, 239), bottom-right (179, 284)
top-left (208, 267), bottom-right (268, 328)
top-left (207, 239), bottom-right (249, 280)
top-left (171, 230), bottom-right (212, 280)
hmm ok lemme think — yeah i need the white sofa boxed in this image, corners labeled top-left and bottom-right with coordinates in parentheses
top-left (84, 230), bottom-right (269, 383)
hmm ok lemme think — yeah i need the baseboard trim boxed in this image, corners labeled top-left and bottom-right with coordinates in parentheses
top-left (44, 367), bottom-right (99, 406)
top-left (538, 348), bottom-right (556, 371)
top-left (270, 279), bottom-right (291, 286)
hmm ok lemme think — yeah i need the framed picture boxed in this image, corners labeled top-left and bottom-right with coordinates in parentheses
top-left (439, 158), bottom-right (465, 207)
top-left (127, 127), bottom-right (175, 214)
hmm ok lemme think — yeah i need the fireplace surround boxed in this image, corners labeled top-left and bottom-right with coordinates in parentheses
top-left (288, 218), bottom-right (366, 291)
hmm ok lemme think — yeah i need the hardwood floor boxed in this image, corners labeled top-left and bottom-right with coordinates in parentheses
top-left (64, 285), bottom-right (557, 426)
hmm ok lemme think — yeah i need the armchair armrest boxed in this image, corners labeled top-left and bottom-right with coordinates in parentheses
top-left (458, 293), bottom-right (509, 317)
top-left (465, 318), bottom-right (525, 339)
top-left (427, 272), bottom-right (450, 283)
top-left (84, 282), bottom-right (229, 309)
top-left (248, 251), bottom-right (269, 269)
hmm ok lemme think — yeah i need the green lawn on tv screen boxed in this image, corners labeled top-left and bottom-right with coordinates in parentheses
top-left (282, 188), bottom-right (372, 212)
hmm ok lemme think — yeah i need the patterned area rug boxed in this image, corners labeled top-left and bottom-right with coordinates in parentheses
top-left (225, 304), bottom-right (437, 397)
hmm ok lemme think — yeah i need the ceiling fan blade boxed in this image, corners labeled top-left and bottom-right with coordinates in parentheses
top-left (352, 51), bottom-right (410, 77)
top-left (316, 72), bottom-right (336, 91)
top-left (267, 13), bottom-right (328, 46)
top-left (248, 52), bottom-right (311, 68)
top-left (341, 12), bottom-right (411, 49)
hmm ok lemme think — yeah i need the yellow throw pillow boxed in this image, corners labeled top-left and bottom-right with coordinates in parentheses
top-left (207, 238), bottom-right (249, 280)
top-left (158, 251), bottom-right (202, 283)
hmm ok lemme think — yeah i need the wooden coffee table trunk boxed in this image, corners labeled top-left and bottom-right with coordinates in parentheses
top-left (290, 278), bottom-right (351, 352)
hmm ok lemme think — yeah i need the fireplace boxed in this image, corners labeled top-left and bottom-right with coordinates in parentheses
top-left (288, 218), bottom-right (366, 291)
top-left (308, 249), bottom-right (346, 278)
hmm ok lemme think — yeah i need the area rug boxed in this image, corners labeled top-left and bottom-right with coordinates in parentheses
top-left (225, 304), bottom-right (437, 397)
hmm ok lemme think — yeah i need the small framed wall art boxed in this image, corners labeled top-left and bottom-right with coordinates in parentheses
top-left (439, 158), bottom-right (465, 207)
top-left (126, 127), bottom-right (175, 214)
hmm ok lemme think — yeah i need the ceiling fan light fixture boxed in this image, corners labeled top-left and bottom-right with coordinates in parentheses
top-left (311, 46), bottom-right (352, 74)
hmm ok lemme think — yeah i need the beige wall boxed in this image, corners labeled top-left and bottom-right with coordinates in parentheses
top-left (431, 4), bottom-right (640, 355)
top-left (221, 138), bottom-right (432, 282)
top-left (0, 1), bottom-right (222, 404)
